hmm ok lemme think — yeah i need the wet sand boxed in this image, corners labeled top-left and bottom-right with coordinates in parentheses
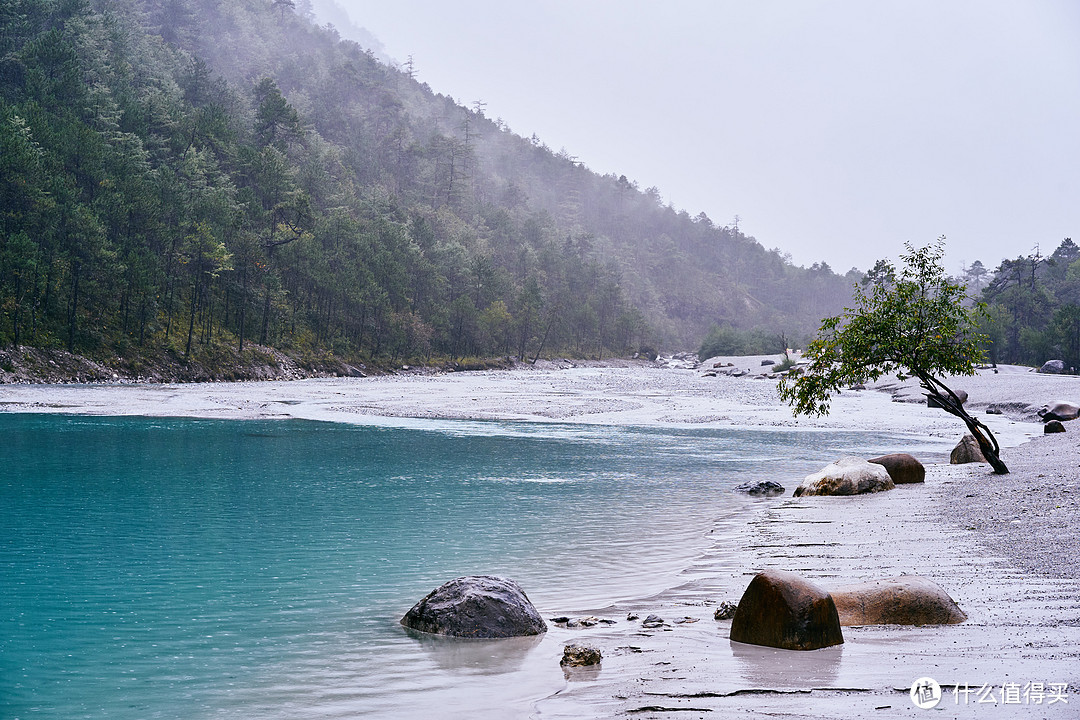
top-left (3, 358), bottom-right (1079, 717)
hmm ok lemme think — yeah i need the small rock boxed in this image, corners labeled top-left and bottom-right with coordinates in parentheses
top-left (1044, 420), bottom-right (1066, 434)
top-left (626, 612), bottom-right (640, 621)
top-left (713, 601), bottom-right (738, 620)
top-left (561, 642), bottom-right (602, 667)
top-left (733, 480), bottom-right (786, 496)
top-left (672, 616), bottom-right (699, 624)
top-left (986, 405), bottom-right (1003, 415)
top-left (641, 614), bottom-right (665, 628)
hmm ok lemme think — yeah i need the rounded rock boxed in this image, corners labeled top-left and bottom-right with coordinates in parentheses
top-left (401, 575), bottom-right (547, 638)
top-left (830, 576), bottom-right (967, 626)
top-left (730, 570), bottom-right (844, 650)
top-left (793, 456), bottom-right (894, 497)
top-left (868, 453), bottom-right (925, 484)
top-left (1044, 420), bottom-right (1066, 434)
top-left (950, 435), bottom-right (987, 465)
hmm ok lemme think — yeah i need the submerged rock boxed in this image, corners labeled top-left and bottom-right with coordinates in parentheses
top-left (401, 575), bottom-right (547, 638)
top-left (561, 642), bottom-right (602, 667)
top-left (733, 480), bottom-right (786, 496)
top-left (730, 570), bottom-right (844, 650)
top-left (868, 453), bottom-right (925, 484)
top-left (793, 457), bottom-right (894, 497)
top-left (830, 576), bottom-right (967, 626)
top-left (950, 435), bottom-right (987, 465)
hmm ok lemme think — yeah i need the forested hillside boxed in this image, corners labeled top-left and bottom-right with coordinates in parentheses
top-left (968, 238), bottom-right (1080, 371)
top-left (0, 0), bottom-right (857, 371)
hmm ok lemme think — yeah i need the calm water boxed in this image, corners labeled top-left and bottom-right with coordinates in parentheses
top-left (0, 414), bottom-right (950, 719)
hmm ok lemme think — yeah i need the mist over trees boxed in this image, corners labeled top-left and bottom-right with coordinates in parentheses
top-left (0, 0), bottom-right (857, 367)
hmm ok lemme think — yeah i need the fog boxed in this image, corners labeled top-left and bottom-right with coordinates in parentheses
top-left (317, 0), bottom-right (1079, 273)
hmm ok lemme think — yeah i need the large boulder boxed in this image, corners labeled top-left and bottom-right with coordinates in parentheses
top-left (401, 576), bottom-right (547, 638)
top-left (1039, 359), bottom-right (1067, 374)
top-left (927, 390), bottom-right (968, 409)
top-left (868, 453), bottom-right (925, 484)
top-left (730, 570), bottom-right (844, 650)
top-left (793, 457), bottom-right (894, 497)
top-left (1038, 401), bottom-right (1080, 422)
top-left (830, 576), bottom-right (967, 626)
top-left (950, 435), bottom-right (987, 465)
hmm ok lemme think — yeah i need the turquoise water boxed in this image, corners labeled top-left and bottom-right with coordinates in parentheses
top-left (0, 414), bottom-right (949, 719)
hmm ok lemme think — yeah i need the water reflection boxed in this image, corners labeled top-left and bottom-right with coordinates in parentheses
top-left (402, 626), bottom-right (545, 673)
top-left (729, 640), bottom-right (843, 687)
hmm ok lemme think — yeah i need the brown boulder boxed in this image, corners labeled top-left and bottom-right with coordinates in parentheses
top-left (868, 453), bottom-right (925, 484)
top-left (730, 570), bottom-right (844, 650)
top-left (830, 576), bottom-right (966, 626)
top-left (950, 435), bottom-right (987, 464)
top-left (1045, 420), bottom-right (1066, 434)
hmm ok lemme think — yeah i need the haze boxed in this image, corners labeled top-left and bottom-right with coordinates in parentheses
top-left (317, 0), bottom-right (1079, 274)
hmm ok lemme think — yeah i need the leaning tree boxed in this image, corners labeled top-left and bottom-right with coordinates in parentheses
top-left (778, 240), bottom-right (1008, 474)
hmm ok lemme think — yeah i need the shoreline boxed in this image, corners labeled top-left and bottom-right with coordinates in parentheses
top-left (3, 359), bottom-right (1079, 716)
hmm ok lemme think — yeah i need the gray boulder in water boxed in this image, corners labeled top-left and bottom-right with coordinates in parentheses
top-left (733, 480), bottom-right (786, 496)
top-left (401, 575), bottom-right (547, 638)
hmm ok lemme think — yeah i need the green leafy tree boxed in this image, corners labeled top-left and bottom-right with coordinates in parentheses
top-left (778, 240), bottom-right (1008, 474)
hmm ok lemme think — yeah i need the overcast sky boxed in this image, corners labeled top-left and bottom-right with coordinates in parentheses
top-left (322, 1), bottom-right (1079, 274)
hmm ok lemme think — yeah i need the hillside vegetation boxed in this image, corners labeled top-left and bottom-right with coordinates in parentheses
top-left (0, 0), bottom-right (857, 373)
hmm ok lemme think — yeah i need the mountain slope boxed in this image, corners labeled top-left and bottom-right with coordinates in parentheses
top-left (0, 0), bottom-right (855, 368)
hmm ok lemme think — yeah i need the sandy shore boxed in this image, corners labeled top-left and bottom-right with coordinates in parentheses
top-left (3, 357), bottom-right (1079, 717)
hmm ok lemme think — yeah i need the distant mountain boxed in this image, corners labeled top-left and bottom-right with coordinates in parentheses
top-left (0, 0), bottom-right (856, 368)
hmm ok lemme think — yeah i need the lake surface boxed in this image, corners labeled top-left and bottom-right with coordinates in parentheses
top-left (0, 414), bottom-right (952, 719)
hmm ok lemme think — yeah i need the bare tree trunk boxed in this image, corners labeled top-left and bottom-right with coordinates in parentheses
top-left (919, 374), bottom-right (1009, 474)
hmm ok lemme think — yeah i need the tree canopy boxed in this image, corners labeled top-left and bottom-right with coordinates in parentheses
top-left (778, 240), bottom-right (1008, 474)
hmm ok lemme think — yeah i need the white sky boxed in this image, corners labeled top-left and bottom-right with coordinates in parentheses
top-left (326, 1), bottom-right (1080, 274)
